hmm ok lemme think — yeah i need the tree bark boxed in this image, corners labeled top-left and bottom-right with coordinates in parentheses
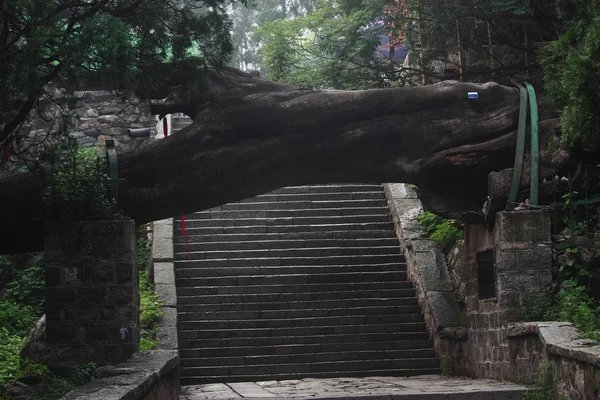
top-left (0, 68), bottom-right (566, 254)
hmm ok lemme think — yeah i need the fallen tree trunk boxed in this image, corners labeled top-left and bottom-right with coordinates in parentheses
top-left (0, 68), bottom-right (565, 254)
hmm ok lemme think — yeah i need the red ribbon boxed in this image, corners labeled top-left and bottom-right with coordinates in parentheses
top-left (180, 215), bottom-right (191, 260)
top-left (163, 118), bottom-right (169, 138)
top-left (2, 143), bottom-right (8, 163)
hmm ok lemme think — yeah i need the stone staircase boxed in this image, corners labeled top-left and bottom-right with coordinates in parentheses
top-left (174, 184), bottom-right (440, 385)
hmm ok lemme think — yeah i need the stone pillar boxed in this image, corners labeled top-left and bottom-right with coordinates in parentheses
top-left (44, 220), bottom-right (139, 369)
top-left (493, 210), bottom-right (552, 323)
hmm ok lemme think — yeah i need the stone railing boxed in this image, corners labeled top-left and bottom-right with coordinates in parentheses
top-left (64, 350), bottom-right (179, 400)
top-left (383, 184), bottom-right (468, 371)
top-left (384, 183), bottom-right (600, 400)
top-left (507, 322), bottom-right (600, 400)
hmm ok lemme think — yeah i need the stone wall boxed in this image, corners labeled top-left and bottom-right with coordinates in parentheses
top-left (44, 220), bottom-right (139, 369)
top-left (68, 91), bottom-right (156, 153)
top-left (384, 183), bottom-right (600, 400)
top-left (64, 350), bottom-right (180, 400)
top-left (383, 184), bottom-right (468, 375)
top-left (26, 86), bottom-right (157, 154)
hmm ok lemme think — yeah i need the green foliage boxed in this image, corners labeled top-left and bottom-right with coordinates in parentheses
top-left (555, 280), bottom-right (600, 342)
top-left (416, 211), bottom-right (464, 253)
top-left (440, 352), bottom-right (454, 376)
top-left (540, 0), bottom-right (600, 147)
top-left (257, 0), bottom-right (394, 89)
top-left (522, 360), bottom-right (555, 400)
top-left (0, 328), bottom-right (27, 385)
top-left (3, 255), bottom-right (46, 316)
top-left (0, 300), bottom-right (39, 337)
top-left (523, 280), bottom-right (600, 342)
top-left (138, 224), bottom-right (163, 351)
top-left (43, 146), bottom-right (114, 221)
top-left (522, 292), bottom-right (556, 322)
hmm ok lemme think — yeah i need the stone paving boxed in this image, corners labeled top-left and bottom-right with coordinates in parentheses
top-left (180, 375), bottom-right (528, 400)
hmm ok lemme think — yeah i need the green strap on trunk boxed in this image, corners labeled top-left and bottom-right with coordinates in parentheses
top-left (507, 83), bottom-right (528, 206)
top-left (525, 82), bottom-right (539, 207)
top-left (507, 81), bottom-right (539, 208)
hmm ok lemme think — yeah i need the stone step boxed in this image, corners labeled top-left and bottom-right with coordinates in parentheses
top-left (180, 358), bottom-right (441, 377)
top-left (175, 230), bottom-right (397, 243)
top-left (178, 322), bottom-right (428, 339)
top-left (175, 214), bottom-right (391, 228)
top-left (188, 207), bottom-right (390, 219)
top-left (272, 184), bottom-right (383, 194)
top-left (179, 315), bottom-right (425, 330)
top-left (218, 199), bottom-right (387, 211)
top-left (179, 340), bottom-right (434, 358)
top-left (179, 369), bottom-right (442, 386)
top-left (175, 263), bottom-right (406, 278)
top-left (175, 238), bottom-right (399, 251)
top-left (178, 222), bottom-right (395, 235)
top-left (233, 192), bottom-right (385, 203)
top-left (175, 246), bottom-right (401, 260)
top-left (176, 297), bottom-right (418, 312)
top-left (175, 271), bottom-right (409, 287)
top-left (175, 254), bottom-right (404, 267)
top-left (181, 349), bottom-right (437, 368)
top-left (176, 281), bottom-right (414, 296)
top-left (177, 305), bottom-right (423, 321)
top-left (178, 331), bottom-right (431, 348)
top-left (176, 288), bottom-right (417, 305)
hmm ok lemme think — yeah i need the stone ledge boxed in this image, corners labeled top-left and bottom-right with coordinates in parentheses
top-left (384, 183), bottom-right (462, 331)
top-left (439, 327), bottom-right (468, 340)
top-left (508, 322), bottom-right (600, 368)
top-left (64, 350), bottom-right (179, 400)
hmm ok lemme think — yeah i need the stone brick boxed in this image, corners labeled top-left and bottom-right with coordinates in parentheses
top-left (495, 251), bottom-right (518, 272)
top-left (77, 286), bottom-right (109, 304)
top-left (494, 210), bottom-right (551, 243)
top-left (104, 345), bottom-right (120, 362)
top-left (517, 251), bottom-right (552, 272)
top-left (86, 324), bottom-right (111, 343)
top-left (413, 251), bottom-right (453, 292)
top-left (47, 324), bottom-right (83, 344)
top-left (47, 288), bottom-right (77, 305)
top-left (116, 263), bottom-right (134, 284)
top-left (65, 307), bottom-right (98, 322)
top-left (109, 286), bottom-right (134, 305)
top-left (45, 265), bottom-right (61, 286)
top-left (81, 264), bottom-right (115, 283)
top-left (46, 306), bottom-right (63, 322)
top-left (497, 272), bottom-right (539, 292)
top-left (99, 307), bottom-right (116, 321)
top-left (62, 267), bottom-right (79, 284)
top-left (499, 291), bottom-right (522, 309)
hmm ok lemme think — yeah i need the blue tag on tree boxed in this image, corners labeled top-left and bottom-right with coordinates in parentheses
top-left (468, 92), bottom-right (479, 99)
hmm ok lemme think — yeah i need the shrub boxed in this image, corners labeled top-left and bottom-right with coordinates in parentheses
top-left (3, 255), bottom-right (46, 316)
top-left (416, 211), bottom-right (463, 253)
top-left (440, 352), bottom-right (454, 376)
top-left (522, 360), bottom-right (554, 400)
top-left (0, 300), bottom-right (40, 337)
top-left (43, 146), bottom-right (114, 221)
top-left (522, 292), bottom-right (556, 322)
top-left (555, 280), bottom-right (600, 342)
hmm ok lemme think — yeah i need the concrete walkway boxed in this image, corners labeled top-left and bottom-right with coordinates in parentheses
top-left (180, 375), bottom-right (528, 400)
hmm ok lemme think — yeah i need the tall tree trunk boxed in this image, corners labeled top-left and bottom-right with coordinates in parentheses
top-left (0, 68), bottom-right (566, 254)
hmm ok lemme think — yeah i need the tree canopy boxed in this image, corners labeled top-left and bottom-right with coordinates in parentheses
top-left (0, 0), bottom-right (247, 148)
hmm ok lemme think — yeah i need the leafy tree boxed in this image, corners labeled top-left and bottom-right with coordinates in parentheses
top-left (257, 0), bottom-right (393, 89)
top-left (0, 0), bottom-right (248, 153)
top-left (540, 0), bottom-right (600, 147)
